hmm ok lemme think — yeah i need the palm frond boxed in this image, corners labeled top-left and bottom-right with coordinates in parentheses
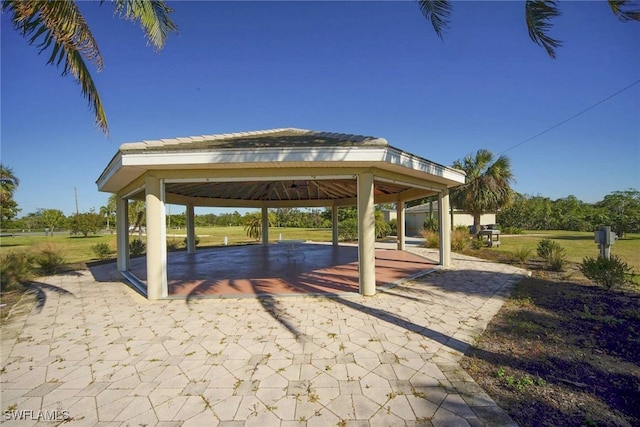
top-left (3, 0), bottom-right (108, 133)
top-left (608, 0), bottom-right (640, 21)
top-left (486, 155), bottom-right (515, 183)
top-left (113, 0), bottom-right (178, 50)
top-left (525, 0), bottom-right (562, 59)
top-left (417, 0), bottom-right (452, 39)
top-left (4, 0), bottom-right (103, 70)
top-left (65, 46), bottom-right (109, 135)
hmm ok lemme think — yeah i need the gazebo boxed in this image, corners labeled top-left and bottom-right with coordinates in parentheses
top-left (96, 128), bottom-right (466, 300)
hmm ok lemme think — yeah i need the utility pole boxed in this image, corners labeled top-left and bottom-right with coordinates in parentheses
top-left (74, 187), bottom-right (79, 215)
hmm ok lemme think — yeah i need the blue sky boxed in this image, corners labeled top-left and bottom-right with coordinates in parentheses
top-left (2, 1), bottom-right (639, 217)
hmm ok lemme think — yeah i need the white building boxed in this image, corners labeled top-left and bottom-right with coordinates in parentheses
top-left (383, 202), bottom-right (496, 236)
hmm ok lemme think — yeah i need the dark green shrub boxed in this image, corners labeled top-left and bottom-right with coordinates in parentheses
top-left (537, 239), bottom-right (567, 271)
top-left (338, 218), bottom-right (358, 242)
top-left (375, 220), bottom-right (391, 239)
top-left (91, 242), bottom-right (114, 260)
top-left (423, 217), bottom-right (438, 232)
top-left (34, 243), bottom-right (66, 275)
top-left (0, 252), bottom-right (32, 292)
top-left (129, 239), bottom-right (146, 257)
top-left (166, 239), bottom-right (182, 252)
top-left (546, 249), bottom-right (567, 271)
top-left (470, 238), bottom-right (485, 250)
top-left (536, 239), bottom-right (562, 259)
top-left (512, 246), bottom-right (533, 263)
top-left (388, 219), bottom-right (398, 236)
top-left (580, 255), bottom-right (634, 289)
top-left (183, 235), bottom-right (200, 247)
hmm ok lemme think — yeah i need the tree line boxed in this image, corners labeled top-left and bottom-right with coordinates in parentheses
top-left (5, 189), bottom-right (638, 238)
top-left (497, 189), bottom-right (640, 236)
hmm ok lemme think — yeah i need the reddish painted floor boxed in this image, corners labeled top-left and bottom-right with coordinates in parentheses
top-left (126, 243), bottom-right (436, 298)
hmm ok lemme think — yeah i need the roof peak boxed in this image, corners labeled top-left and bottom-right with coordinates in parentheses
top-left (120, 127), bottom-right (387, 151)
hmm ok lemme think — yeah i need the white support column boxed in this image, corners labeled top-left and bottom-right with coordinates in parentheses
top-left (116, 197), bottom-right (129, 272)
top-left (186, 204), bottom-right (196, 254)
top-left (396, 200), bottom-right (405, 251)
top-left (332, 204), bottom-right (339, 246)
top-left (145, 176), bottom-right (168, 300)
top-left (438, 189), bottom-right (452, 267)
top-left (358, 172), bottom-right (376, 296)
top-left (261, 207), bottom-right (269, 246)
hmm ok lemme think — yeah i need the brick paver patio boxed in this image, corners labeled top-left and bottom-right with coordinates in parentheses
top-left (1, 246), bottom-right (525, 426)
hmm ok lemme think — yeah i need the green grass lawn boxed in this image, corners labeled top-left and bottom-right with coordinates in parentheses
top-left (496, 230), bottom-right (640, 272)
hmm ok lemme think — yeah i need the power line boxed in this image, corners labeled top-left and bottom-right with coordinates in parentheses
top-left (498, 78), bottom-right (640, 155)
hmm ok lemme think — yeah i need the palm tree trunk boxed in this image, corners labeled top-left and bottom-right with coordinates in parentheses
top-left (473, 213), bottom-right (482, 235)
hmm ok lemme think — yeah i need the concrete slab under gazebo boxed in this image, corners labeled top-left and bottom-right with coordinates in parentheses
top-left (96, 128), bottom-right (466, 300)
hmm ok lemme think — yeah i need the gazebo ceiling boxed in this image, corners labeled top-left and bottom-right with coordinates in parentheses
top-left (163, 179), bottom-right (410, 203)
top-left (97, 128), bottom-right (466, 206)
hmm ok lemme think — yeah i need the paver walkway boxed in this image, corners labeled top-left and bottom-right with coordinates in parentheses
top-left (1, 247), bottom-right (526, 426)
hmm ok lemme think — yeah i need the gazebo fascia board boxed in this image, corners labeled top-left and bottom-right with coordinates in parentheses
top-left (98, 146), bottom-right (462, 194)
top-left (97, 128), bottom-right (465, 300)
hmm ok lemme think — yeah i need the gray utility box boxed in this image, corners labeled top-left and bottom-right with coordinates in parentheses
top-left (594, 225), bottom-right (617, 259)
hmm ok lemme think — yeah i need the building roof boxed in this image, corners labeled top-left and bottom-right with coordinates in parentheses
top-left (118, 128), bottom-right (388, 151)
top-left (96, 128), bottom-right (466, 207)
top-left (406, 201), bottom-right (442, 213)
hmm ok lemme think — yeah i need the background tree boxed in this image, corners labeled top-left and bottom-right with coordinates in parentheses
top-left (307, 208), bottom-right (324, 228)
top-left (451, 149), bottom-right (515, 234)
top-left (551, 195), bottom-right (592, 231)
top-left (596, 189), bottom-right (640, 237)
top-left (0, 164), bottom-right (20, 227)
top-left (20, 212), bottom-right (43, 232)
top-left (69, 212), bottom-right (103, 237)
top-left (39, 208), bottom-right (66, 236)
top-left (166, 212), bottom-right (186, 229)
top-left (275, 208), bottom-right (299, 227)
top-left (418, 0), bottom-right (640, 58)
top-left (2, 0), bottom-right (178, 134)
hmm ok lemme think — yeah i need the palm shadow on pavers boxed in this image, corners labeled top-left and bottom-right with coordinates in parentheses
top-left (27, 281), bottom-right (76, 313)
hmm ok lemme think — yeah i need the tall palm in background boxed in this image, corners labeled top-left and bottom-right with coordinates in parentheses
top-left (451, 150), bottom-right (515, 234)
top-left (0, 164), bottom-right (19, 202)
top-left (2, 0), bottom-right (178, 135)
top-left (419, 0), bottom-right (640, 58)
top-left (0, 164), bottom-right (20, 224)
top-left (99, 194), bottom-right (117, 230)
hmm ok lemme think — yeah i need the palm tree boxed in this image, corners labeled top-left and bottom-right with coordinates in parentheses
top-left (99, 203), bottom-right (114, 231)
top-left (0, 164), bottom-right (20, 224)
top-left (0, 164), bottom-right (19, 203)
top-left (2, 0), bottom-right (178, 135)
top-left (244, 212), bottom-right (263, 241)
top-left (418, 0), bottom-right (640, 58)
top-left (451, 149), bottom-right (515, 234)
